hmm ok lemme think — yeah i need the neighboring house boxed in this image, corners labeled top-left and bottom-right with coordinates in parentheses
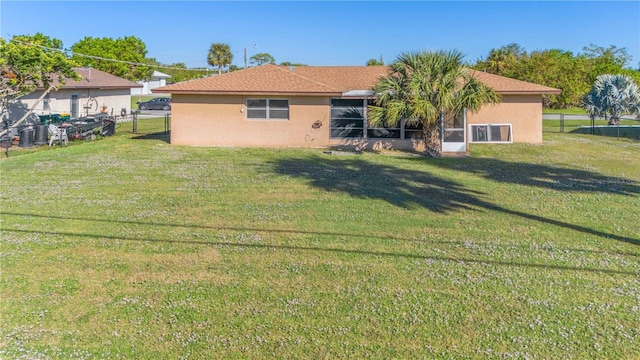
top-left (131, 70), bottom-right (172, 96)
top-left (153, 64), bottom-right (560, 153)
top-left (12, 67), bottom-right (142, 120)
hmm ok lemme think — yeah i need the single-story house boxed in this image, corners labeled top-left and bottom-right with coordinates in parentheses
top-left (153, 64), bottom-right (560, 153)
top-left (131, 70), bottom-right (172, 96)
top-left (11, 67), bottom-right (141, 120)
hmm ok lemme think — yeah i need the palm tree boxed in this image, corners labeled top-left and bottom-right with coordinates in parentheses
top-left (582, 74), bottom-right (640, 125)
top-left (366, 56), bottom-right (384, 66)
top-left (207, 43), bottom-right (233, 75)
top-left (368, 50), bottom-right (500, 157)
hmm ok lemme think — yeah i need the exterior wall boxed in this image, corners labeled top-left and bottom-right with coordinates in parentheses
top-left (171, 94), bottom-right (333, 147)
top-left (328, 136), bottom-right (426, 152)
top-left (14, 88), bottom-right (133, 119)
top-left (171, 93), bottom-right (543, 149)
top-left (466, 94), bottom-right (543, 144)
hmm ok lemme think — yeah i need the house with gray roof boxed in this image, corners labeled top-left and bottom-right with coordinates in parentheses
top-left (10, 67), bottom-right (142, 121)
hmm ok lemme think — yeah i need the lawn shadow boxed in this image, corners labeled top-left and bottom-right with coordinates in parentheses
top-left (270, 155), bottom-right (639, 246)
top-left (131, 132), bottom-right (170, 143)
top-left (4, 211), bottom-right (638, 258)
top-left (427, 157), bottom-right (640, 196)
top-left (5, 228), bottom-right (637, 276)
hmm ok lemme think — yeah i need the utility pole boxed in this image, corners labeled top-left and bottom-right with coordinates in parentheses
top-left (244, 44), bottom-right (257, 69)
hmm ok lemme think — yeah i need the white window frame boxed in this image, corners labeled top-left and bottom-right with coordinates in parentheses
top-left (469, 123), bottom-right (513, 143)
top-left (246, 98), bottom-right (289, 120)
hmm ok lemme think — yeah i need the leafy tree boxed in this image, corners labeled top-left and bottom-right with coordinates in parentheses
top-left (369, 50), bottom-right (500, 157)
top-left (207, 43), bottom-right (233, 75)
top-left (71, 36), bottom-right (153, 81)
top-left (279, 61), bottom-right (307, 67)
top-left (0, 33), bottom-right (79, 135)
top-left (473, 43), bottom-right (639, 109)
top-left (366, 57), bottom-right (384, 66)
top-left (144, 58), bottom-right (208, 83)
top-left (476, 43), bottom-right (524, 76)
top-left (582, 44), bottom-right (632, 68)
top-left (249, 52), bottom-right (275, 66)
top-left (582, 74), bottom-right (640, 125)
top-left (516, 49), bottom-right (591, 109)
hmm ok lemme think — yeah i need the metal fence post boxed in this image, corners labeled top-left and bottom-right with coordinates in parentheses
top-left (132, 111), bottom-right (138, 134)
top-left (560, 113), bottom-right (564, 133)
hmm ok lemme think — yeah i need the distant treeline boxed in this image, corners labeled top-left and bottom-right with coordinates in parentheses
top-left (471, 43), bottom-right (640, 109)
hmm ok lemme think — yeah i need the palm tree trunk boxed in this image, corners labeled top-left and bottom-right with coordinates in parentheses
top-left (423, 123), bottom-right (441, 158)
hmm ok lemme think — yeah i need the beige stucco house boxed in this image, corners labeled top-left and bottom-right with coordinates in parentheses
top-left (12, 67), bottom-right (141, 120)
top-left (153, 64), bottom-right (560, 153)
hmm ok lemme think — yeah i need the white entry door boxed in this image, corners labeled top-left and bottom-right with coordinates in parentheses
top-left (442, 110), bottom-right (466, 153)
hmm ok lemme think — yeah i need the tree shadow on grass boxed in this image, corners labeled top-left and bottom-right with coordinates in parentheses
top-left (270, 155), bottom-right (639, 246)
top-left (427, 157), bottom-right (640, 196)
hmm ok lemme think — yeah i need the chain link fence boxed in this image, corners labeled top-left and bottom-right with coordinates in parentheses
top-left (543, 114), bottom-right (640, 139)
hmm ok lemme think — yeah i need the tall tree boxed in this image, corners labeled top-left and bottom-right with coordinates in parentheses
top-left (474, 43), bottom-right (525, 76)
top-left (279, 61), bottom-right (307, 67)
top-left (366, 56), bottom-right (384, 66)
top-left (71, 36), bottom-right (153, 81)
top-left (0, 33), bottom-right (79, 135)
top-left (582, 44), bottom-right (632, 68)
top-left (249, 53), bottom-right (275, 66)
top-left (207, 43), bottom-right (233, 75)
top-left (369, 50), bottom-right (500, 157)
top-left (582, 74), bottom-right (640, 125)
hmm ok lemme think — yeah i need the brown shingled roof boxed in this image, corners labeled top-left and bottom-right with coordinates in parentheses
top-left (154, 64), bottom-right (560, 95)
top-left (154, 64), bottom-right (340, 95)
top-left (39, 67), bottom-right (142, 90)
top-left (468, 70), bottom-right (560, 94)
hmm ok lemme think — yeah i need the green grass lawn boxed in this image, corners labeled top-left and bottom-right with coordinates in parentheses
top-left (542, 107), bottom-right (588, 115)
top-left (1, 119), bottom-right (639, 359)
top-left (544, 118), bottom-right (640, 134)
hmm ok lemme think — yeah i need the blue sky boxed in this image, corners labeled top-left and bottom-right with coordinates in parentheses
top-left (2, 1), bottom-right (639, 69)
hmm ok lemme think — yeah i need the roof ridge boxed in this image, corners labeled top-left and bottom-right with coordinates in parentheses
top-left (269, 64), bottom-right (340, 92)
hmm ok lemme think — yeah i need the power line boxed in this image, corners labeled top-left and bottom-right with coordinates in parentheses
top-left (7, 37), bottom-right (210, 72)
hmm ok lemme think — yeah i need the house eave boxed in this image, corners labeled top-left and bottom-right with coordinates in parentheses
top-left (497, 90), bottom-right (561, 95)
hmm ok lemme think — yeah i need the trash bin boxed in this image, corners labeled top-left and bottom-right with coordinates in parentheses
top-left (18, 128), bottom-right (35, 148)
top-left (102, 120), bottom-right (116, 136)
top-left (34, 125), bottom-right (48, 145)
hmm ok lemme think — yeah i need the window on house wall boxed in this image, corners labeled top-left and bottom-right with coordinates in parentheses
top-left (366, 99), bottom-right (401, 139)
top-left (43, 93), bottom-right (51, 111)
top-left (330, 99), bottom-right (364, 138)
top-left (404, 121), bottom-right (423, 140)
top-left (246, 99), bottom-right (289, 120)
top-left (470, 124), bottom-right (512, 143)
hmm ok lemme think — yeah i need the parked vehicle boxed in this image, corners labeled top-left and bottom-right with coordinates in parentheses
top-left (138, 97), bottom-right (171, 111)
